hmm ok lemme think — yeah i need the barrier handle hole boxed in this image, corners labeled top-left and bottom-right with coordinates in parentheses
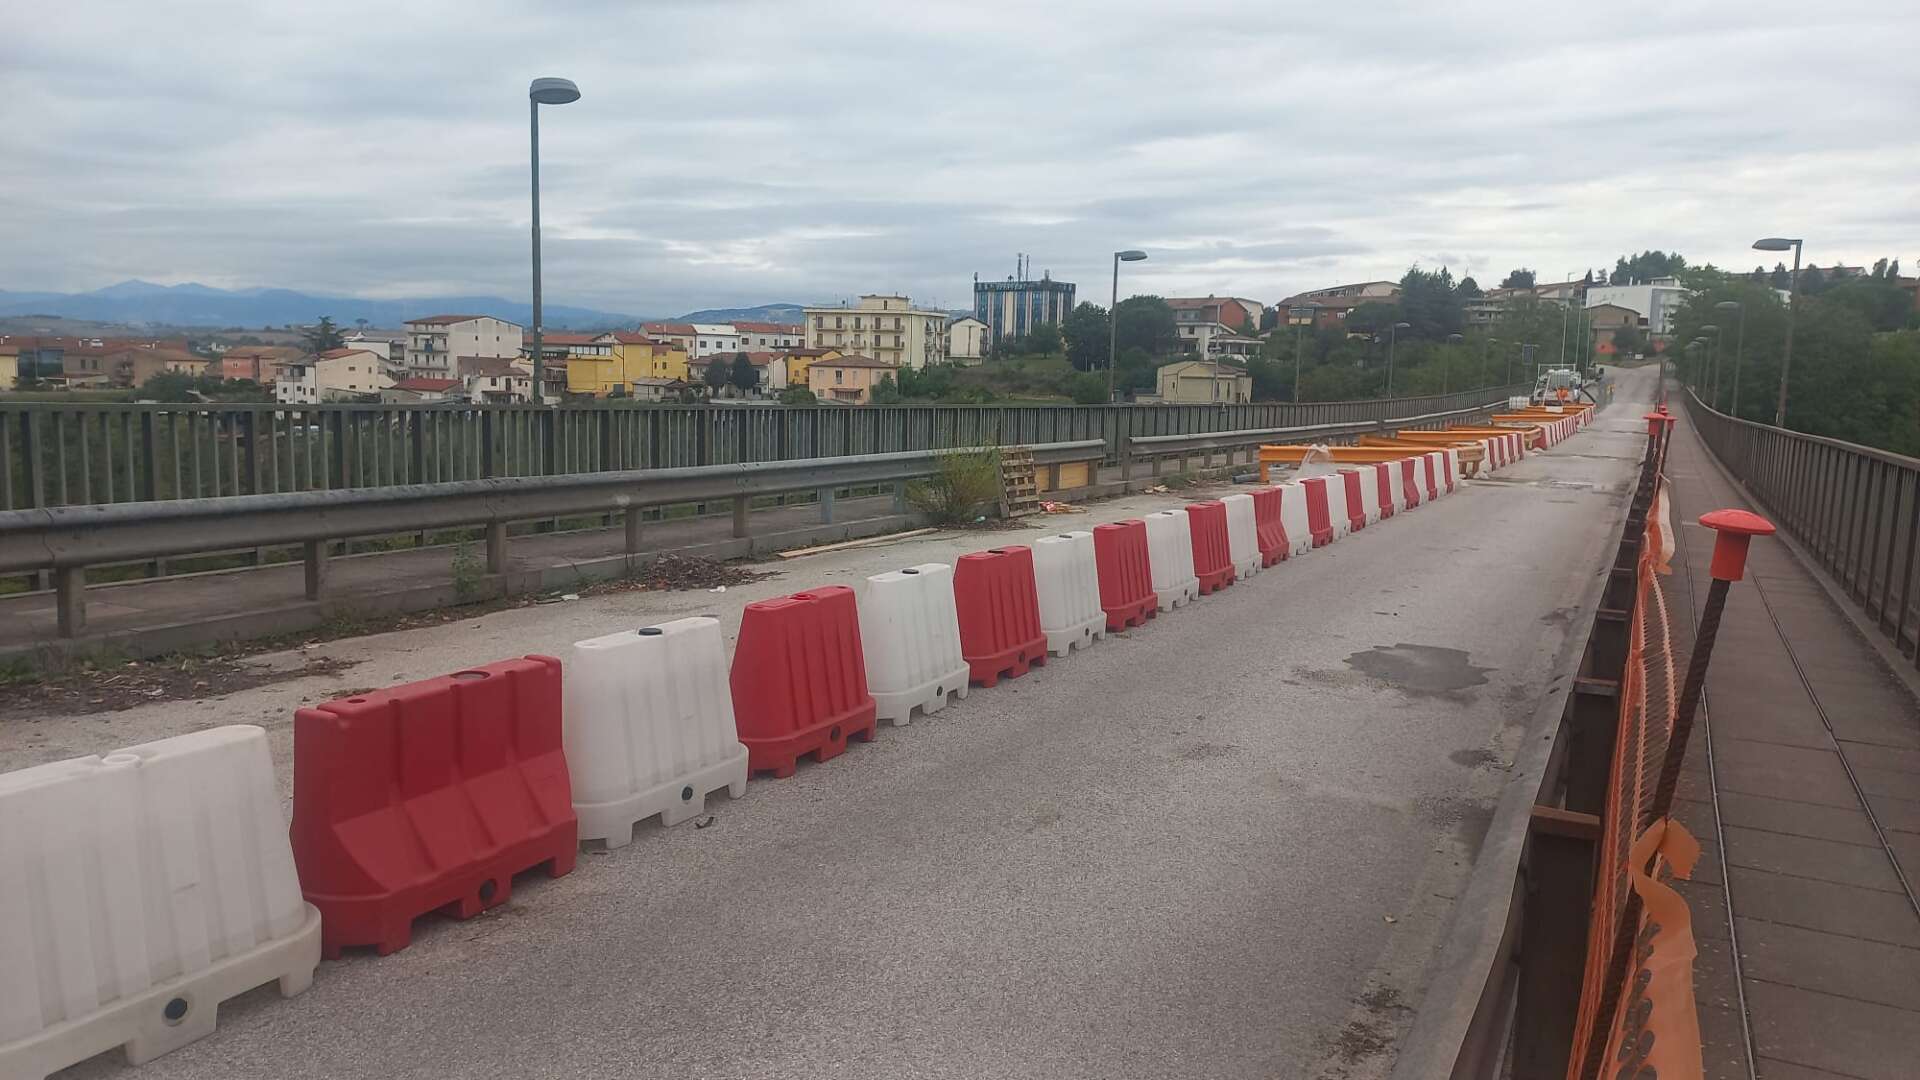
top-left (829, 726), bottom-right (842, 741)
top-left (478, 879), bottom-right (497, 903)
top-left (901, 568), bottom-right (919, 575)
top-left (680, 785), bottom-right (694, 801)
top-left (452, 671), bottom-right (489, 681)
top-left (638, 627), bottom-right (664, 636)
top-left (162, 996), bottom-right (190, 1025)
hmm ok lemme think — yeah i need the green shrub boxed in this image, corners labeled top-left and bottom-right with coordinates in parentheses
top-left (906, 447), bottom-right (1001, 525)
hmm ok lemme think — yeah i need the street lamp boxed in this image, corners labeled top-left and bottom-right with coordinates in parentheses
top-left (1385, 321), bottom-right (1410, 396)
top-left (528, 76), bottom-right (581, 406)
top-left (1716, 300), bottom-right (1746, 417)
top-left (1754, 236), bottom-right (1803, 426)
top-left (1107, 249), bottom-right (1148, 401)
top-left (1697, 324), bottom-right (1721, 407)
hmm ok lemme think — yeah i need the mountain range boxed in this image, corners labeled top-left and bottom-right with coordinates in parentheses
top-left (0, 281), bottom-right (813, 331)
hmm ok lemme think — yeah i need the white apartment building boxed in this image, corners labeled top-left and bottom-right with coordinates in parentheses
top-left (274, 348), bottom-right (393, 404)
top-left (803, 295), bottom-right (948, 369)
top-left (733, 321), bottom-right (805, 350)
top-left (1585, 278), bottom-right (1690, 337)
top-left (403, 315), bottom-right (523, 377)
top-left (947, 315), bottom-right (988, 364)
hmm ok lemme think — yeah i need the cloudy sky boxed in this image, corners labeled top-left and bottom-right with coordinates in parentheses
top-left (5, 0), bottom-right (1916, 317)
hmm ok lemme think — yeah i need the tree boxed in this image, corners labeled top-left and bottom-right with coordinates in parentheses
top-left (1800, 264), bottom-right (1827, 293)
top-left (1500, 269), bottom-right (1536, 289)
top-left (1066, 372), bottom-right (1108, 404)
top-left (1024, 322), bottom-right (1063, 355)
top-left (1458, 276), bottom-right (1483, 299)
top-left (702, 356), bottom-right (730, 392)
top-left (1770, 262), bottom-right (1792, 290)
top-left (1610, 326), bottom-right (1646, 357)
top-left (1397, 265), bottom-right (1463, 340)
top-left (729, 352), bottom-right (758, 392)
top-left (869, 373), bottom-right (901, 404)
top-left (1061, 302), bottom-right (1110, 371)
top-left (301, 316), bottom-right (345, 353)
top-left (1610, 251), bottom-right (1688, 285)
top-left (1113, 296), bottom-right (1178, 356)
top-left (1347, 301), bottom-right (1400, 335)
top-left (778, 386), bottom-right (817, 405)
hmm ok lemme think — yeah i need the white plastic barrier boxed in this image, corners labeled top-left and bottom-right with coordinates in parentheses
top-left (564, 617), bottom-right (749, 845)
top-left (1346, 467), bottom-right (1382, 526)
top-left (1031, 532), bottom-right (1108, 656)
top-left (1443, 448), bottom-right (1463, 492)
top-left (1218, 493), bottom-right (1263, 580)
top-left (1143, 508), bottom-right (1199, 610)
top-left (0, 726), bottom-right (321, 1079)
top-left (1276, 482), bottom-right (1314, 556)
top-left (1322, 471), bottom-right (1353, 540)
top-left (1386, 462), bottom-right (1413, 513)
top-left (857, 562), bottom-right (971, 723)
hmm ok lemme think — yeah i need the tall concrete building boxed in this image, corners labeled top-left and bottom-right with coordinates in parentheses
top-left (973, 269), bottom-right (1076, 352)
top-left (403, 315), bottom-right (523, 377)
top-left (803, 295), bottom-right (948, 369)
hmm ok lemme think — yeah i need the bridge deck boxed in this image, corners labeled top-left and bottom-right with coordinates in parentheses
top-left (1664, 398), bottom-right (1920, 1080)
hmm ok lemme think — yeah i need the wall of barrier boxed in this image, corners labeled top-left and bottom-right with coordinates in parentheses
top-left (2, 410), bottom-right (1602, 1078)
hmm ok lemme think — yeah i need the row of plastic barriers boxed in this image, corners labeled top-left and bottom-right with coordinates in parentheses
top-left (0, 429), bottom-right (1524, 1079)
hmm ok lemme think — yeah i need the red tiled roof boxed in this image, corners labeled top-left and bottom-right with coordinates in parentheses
top-left (641, 322), bottom-right (697, 335)
top-left (600, 331), bottom-right (670, 345)
top-left (391, 377), bottom-right (459, 392)
top-left (531, 332), bottom-right (598, 346)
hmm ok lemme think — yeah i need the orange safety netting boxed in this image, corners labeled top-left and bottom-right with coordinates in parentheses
top-left (1564, 451), bottom-right (1705, 1079)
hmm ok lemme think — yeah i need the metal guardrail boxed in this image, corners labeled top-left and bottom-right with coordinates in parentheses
top-left (1118, 398), bottom-right (1515, 479)
top-left (1684, 388), bottom-right (1920, 668)
top-left (0, 384), bottom-right (1533, 511)
top-left (0, 439), bottom-right (1106, 638)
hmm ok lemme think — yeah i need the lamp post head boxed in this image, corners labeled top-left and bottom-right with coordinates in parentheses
top-left (529, 77), bottom-right (581, 105)
top-left (1394, 322), bottom-right (1410, 329)
top-left (1752, 237), bottom-right (1799, 253)
top-left (1115, 250), bottom-right (1147, 262)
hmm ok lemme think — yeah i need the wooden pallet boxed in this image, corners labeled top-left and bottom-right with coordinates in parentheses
top-left (999, 446), bottom-right (1041, 518)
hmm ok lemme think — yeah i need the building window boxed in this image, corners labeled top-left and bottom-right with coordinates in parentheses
top-left (835, 370), bottom-right (844, 384)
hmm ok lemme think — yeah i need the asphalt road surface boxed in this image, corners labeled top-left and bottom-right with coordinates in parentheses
top-left (18, 371), bottom-right (1651, 1080)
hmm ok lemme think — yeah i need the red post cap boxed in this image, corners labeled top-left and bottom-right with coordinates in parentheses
top-left (1643, 412), bottom-right (1667, 436)
top-left (1699, 508), bottom-right (1775, 582)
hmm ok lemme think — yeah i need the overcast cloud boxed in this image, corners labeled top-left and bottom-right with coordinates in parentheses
top-left (4, 0), bottom-right (1916, 316)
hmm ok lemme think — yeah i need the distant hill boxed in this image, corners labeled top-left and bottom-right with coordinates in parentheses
top-left (675, 303), bottom-right (807, 324)
top-left (0, 280), bottom-right (638, 331)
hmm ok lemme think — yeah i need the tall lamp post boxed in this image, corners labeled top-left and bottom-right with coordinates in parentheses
top-left (528, 77), bottom-right (581, 405)
top-left (1107, 249), bottom-right (1148, 401)
top-left (1753, 236), bottom-right (1802, 426)
top-left (1385, 321), bottom-right (1410, 396)
top-left (1290, 304), bottom-right (1316, 402)
top-left (1716, 300), bottom-right (1746, 417)
top-left (1698, 324), bottom-right (1721, 407)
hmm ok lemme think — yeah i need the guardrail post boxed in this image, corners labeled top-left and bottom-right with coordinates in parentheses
top-left (22, 409), bottom-right (44, 509)
top-left (819, 486), bottom-right (836, 523)
top-left (1119, 440), bottom-right (1134, 482)
top-left (624, 508), bottom-right (643, 553)
top-left (55, 565), bottom-right (86, 637)
top-left (480, 410), bottom-right (496, 478)
top-left (731, 495), bottom-right (749, 539)
top-left (303, 540), bottom-right (328, 600)
top-left (892, 480), bottom-right (908, 514)
top-left (139, 412), bottom-right (158, 501)
top-left (485, 522), bottom-right (508, 574)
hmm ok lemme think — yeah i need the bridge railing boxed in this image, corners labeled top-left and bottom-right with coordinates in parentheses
top-left (0, 384), bottom-right (1532, 510)
top-left (0, 440), bottom-right (1108, 640)
top-left (1118, 398), bottom-right (1515, 479)
top-left (1684, 389), bottom-right (1920, 669)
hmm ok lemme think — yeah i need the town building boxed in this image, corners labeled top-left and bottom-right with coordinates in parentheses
top-left (689, 323), bottom-right (741, 360)
top-left (0, 345), bottom-right (17, 390)
top-left (216, 345), bottom-right (306, 382)
top-left (628, 377), bottom-right (694, 402)
top-left (458, 356), bottom-right (535, 403)
top-left (108, 347), bottom-right (208, 387)
top-left (1153, 359), bottom-right (1251, 404)
top-left (779, 346), bottom-right (842, 388)
top-left (404, 315), bottom-right (523, 377)
top-left (588, 332), bottom-right (690, 388)
top-left (804, 295), bottom-right (948, 369)
top-left (1275, 281), bottom-right (1401, 330)
top-left (1167, 297), bottom-right (1263, 333)
top-left (382, 377), bottom-right (461, 403)
top-left (341, 332), bottom-right (402, 360)
top-left (973, 273), bottom-right (1075, 352)
top-left (946, 316), bottom-right (988, 364)
top-left (274, 348), bottom-right (392, 405)
top-left (807, 354), bottom-right (898, 404)
top-left (733, 321), bottom-right (805, 350)
top-left (639, 322), bottom-right (699, 356)
top-left (1585, 278), bottom-right (1690, 338)
top-left (1584, 303), bottom-right (1644, 358)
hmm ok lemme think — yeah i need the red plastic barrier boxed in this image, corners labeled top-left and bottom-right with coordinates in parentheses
top-left (291, 656), bottom-right (578, 959)
top-left (731, 586), bottom-right (878, 778)
top-left (954, 546), bottom-right (1048, 686)
top-left (1399, 458), bottom-right (1423, 508)
top-left (1250, 487), bottom-right (1288, 565)
top-left (1092, 520), bottom-right (1159, 631)
top-left (1374, 463), bottom-right (1396, 519)
top-left (1439, 450), bottom-right (1457, 492)
top-left (1300, 477), bottom-right (1335, 546)
top-left (1422, 454), bottom-right (1441, 502)
top-left (1184, 500), bottom-right (1237, 594)
top-left (1340, 469), bottom-right (1368, 532)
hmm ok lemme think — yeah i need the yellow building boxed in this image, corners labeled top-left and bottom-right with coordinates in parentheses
top-left (808, 354), bottom-right (897, 404)
top-left (780, 346), bottom-right (842, 389)
top-left (0, 345), bottom-right (18, 390)
top-left (1154, 359), bottom-right (1252, 404)
top-left (568, 332), bottom-right (690, 396)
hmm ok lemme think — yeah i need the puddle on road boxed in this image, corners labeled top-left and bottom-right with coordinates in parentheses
top-left (1343, 643), bottom-right (1493, 696)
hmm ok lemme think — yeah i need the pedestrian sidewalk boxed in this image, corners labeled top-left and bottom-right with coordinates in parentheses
top-left (1664, 409), bottom-right (1920, 1079)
